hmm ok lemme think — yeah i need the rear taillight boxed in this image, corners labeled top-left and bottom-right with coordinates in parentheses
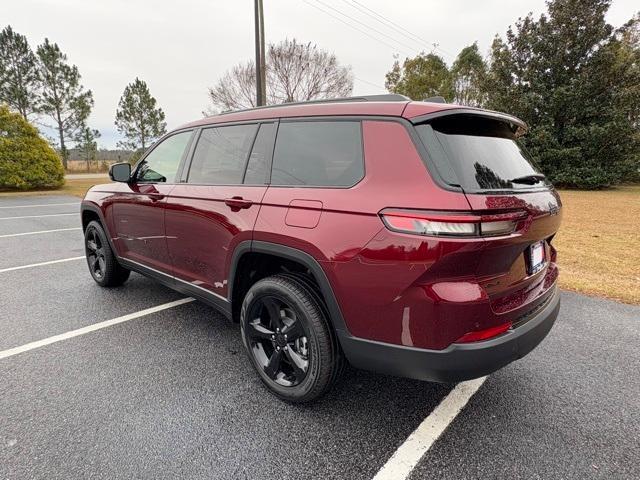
top-left (379, 209), bottom-right (527, 238)
top-left (455, 321), bottom-right (512, 343)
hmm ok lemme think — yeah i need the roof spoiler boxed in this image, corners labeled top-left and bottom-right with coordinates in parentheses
top-left (410, 108), bottom-right (528, 135)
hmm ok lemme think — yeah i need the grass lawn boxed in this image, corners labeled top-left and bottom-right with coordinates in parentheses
top-left (0, 178), bottom-right (111, 198)
top-left (1, 180), bottom-right (638, 304)
top-left (555, 185), bottom-right (639, 305)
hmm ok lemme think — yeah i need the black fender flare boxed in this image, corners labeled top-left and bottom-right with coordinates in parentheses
top-left (229, 240), bottom-right (350, 337)
top-left (80, 202), bottom-right (119, 253)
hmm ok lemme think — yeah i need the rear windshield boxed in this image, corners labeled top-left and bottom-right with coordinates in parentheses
top-left (415, 115), bottom-right (545, 191)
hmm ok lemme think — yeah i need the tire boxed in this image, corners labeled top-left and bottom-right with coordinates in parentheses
top-left (240, 274), bottom-right (341, 403)
top-left (84, 220), bottom-right (130, 287)
top-left (276, 272), bottom-right (346, 385)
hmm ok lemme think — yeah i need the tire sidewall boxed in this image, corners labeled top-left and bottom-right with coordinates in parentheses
top-left (240, 279), bottom-right (324, 401)
top-left (84, 221), bottom-right (109, 286)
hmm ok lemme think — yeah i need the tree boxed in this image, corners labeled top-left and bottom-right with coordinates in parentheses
top-left (385, 52), bottom-right (452, 101)
top-left (485, 0), bottom-right (640, 188)
top-left (0, 26), bottom-right (40, 120)
top-left (205, 39), bottom-right (353, 112)
top-left (0, 105), bottom-right (64, 190)
top-left (115, 78), bottom-right (166, 151)
top-left (74, 125), bottom-right (100, 172)
top-left (450, 43), bottom-right (487, 107)
top-left (37, 38), bottom-right (93, 169)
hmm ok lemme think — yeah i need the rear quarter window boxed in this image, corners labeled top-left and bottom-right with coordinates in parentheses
top-left (271, 121), bottom-right (363, 187)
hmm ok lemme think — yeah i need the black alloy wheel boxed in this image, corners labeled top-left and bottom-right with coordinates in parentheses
top-left (246, 295), bottom-right (310, 387)
top-left (240, 275), bottom-right (341, 403)
top-left (85, 225), bottom-right (107, 280)
top-left (84, 220), bottom-right (130, 287)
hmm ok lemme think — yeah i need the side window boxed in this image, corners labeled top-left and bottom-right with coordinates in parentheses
top-left (243, 123), bottom-right (275, 184)
top-left (271, 121), bottom-right (363, 187)
top-left (188, 124), bottom-right (258, 185)
top-left (137, 131), bottom-right (192, 183)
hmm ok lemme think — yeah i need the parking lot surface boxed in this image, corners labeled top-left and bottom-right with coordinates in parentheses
top-left (1, 194), bottom-right (638, 479)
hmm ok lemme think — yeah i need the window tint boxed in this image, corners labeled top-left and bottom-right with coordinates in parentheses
top-left (188, 124), bottom-right (258, 184)
top-left (415, 115), bottom-right (544, 191)
top-left (137, 131), bottom-right (191, 183)
top-left (244, 123), bottom-right (275, 184)
top-left (271, 121), bottom-right (363, 187)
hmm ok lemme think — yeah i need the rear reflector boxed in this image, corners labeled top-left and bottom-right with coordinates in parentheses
top-left (379, 209), bottom-right (527, 238)
top-left (455, 321), bottom-right (512, 343)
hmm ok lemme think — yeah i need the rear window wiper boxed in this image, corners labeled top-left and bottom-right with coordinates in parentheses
top-left (509, 174), bottom-right (546, 185)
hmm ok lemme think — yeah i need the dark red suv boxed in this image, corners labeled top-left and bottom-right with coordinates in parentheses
top-left (81, 95), bottom-right (561, 402)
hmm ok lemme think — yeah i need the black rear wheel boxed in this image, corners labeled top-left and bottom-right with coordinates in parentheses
top-left (240, 275), bottom-right (340, 403)
top-left (84, 220), bottom-right (130, 287)
top-left (245, 294), bottom-right (310, 387)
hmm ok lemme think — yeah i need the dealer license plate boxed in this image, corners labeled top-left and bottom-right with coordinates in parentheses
top-left (529, 241), bottom-right (546, 274)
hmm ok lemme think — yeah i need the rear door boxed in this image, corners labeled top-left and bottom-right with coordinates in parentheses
top-left (111, 130), bottom-right (193, 274)
top-left (253, 119), bottom-right (368, 257)
top-left (164, 122), bottom-right (275, 302)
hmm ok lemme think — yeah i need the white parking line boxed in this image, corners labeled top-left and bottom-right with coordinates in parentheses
top-left (372, 376), bottom-right (487, 480)
top-left (0, 298), bottom-right (195, 360)
top-left (0, 227), bottom-right (82, 238)
top-left (0, 256), bottom-right (84, 273)
top-left (0, 202), bottom-right (78, 209)
top-left (0, 213), bottom-right (77, 220)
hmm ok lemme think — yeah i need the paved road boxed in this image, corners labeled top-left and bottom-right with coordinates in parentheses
top-left (0, 194), bottom-right (638, 479)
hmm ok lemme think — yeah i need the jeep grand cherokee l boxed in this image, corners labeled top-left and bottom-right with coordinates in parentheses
top-left (81, 94), bottom-right (561, 402)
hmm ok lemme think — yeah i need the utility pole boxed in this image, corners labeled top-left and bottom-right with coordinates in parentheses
top-left (254, 0), bottom-right (266, 106)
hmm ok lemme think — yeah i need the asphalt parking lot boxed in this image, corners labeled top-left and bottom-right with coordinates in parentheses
top-left (1, 194), bottom-right (638, 480)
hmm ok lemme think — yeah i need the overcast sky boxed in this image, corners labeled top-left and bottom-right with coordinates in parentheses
top-left (5, 0), bottom-right (638, 148)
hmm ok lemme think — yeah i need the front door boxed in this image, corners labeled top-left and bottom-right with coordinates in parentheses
top-left (165, 122), bottom-right (276, 301)
top-left (112, 130), bottom-right (193, 274)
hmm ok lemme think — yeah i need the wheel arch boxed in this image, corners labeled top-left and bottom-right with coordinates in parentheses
top-left (229, 241), bottom-right (350, 336)
top-left (80, 203), bottom-right (119, 255)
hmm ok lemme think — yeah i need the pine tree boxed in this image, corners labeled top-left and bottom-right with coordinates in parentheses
top-left (74, 125), bottom-right (100, 172)
top-left (37, 39), bottom-right (93, 169)
top-left (115, 78), bottom-right (166, 152)
top-left (0, 26), bottom-right (40, 120)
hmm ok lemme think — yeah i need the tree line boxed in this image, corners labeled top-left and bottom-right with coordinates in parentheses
top-left (385, 0), bottom-right (639, 189)
top-left (3, 0), bottom-right (639, 190)
top-left (0, 26), bottom-right (167, 170)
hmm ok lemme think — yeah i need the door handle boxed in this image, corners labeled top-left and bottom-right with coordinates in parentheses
top-left (147, 193), bottom-right (165, 201)
top-left (224, 196), bottom-right (253, 209)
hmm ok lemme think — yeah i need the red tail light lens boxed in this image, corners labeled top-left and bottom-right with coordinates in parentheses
top-left (379, 209), bottom-right (527, 238)
top-left (455, 321), bottom-right (512, 343)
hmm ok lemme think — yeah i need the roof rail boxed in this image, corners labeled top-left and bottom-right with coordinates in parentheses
top-left (423, 96), bottom-right (447, 103)
top-left (218, 94), bottom-right (410, 116)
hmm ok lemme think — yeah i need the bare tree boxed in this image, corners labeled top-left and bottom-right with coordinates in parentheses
top-left (205, 39), bottom-right (353, 114)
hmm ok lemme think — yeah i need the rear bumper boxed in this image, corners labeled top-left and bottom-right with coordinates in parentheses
top-left (339, 286), bottom-right (560, 382)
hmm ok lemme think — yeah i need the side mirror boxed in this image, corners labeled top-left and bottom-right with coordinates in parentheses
top-left (109, 162), bottom-right (132, 183)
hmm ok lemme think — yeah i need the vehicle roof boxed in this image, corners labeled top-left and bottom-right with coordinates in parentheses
top-left (179, 100), bottom-right (465, 130)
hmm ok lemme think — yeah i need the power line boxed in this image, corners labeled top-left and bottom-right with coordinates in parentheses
top-left (349, 0), bottom-right (431, 46)
top-left (354, 76), bottom-right (386, 91)
top-left (312, 0), bottom-right (422, 55)
top-left (346, 0), bottom-right (454, 58)
top-left (301, 0), bottom-right (413, 56)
